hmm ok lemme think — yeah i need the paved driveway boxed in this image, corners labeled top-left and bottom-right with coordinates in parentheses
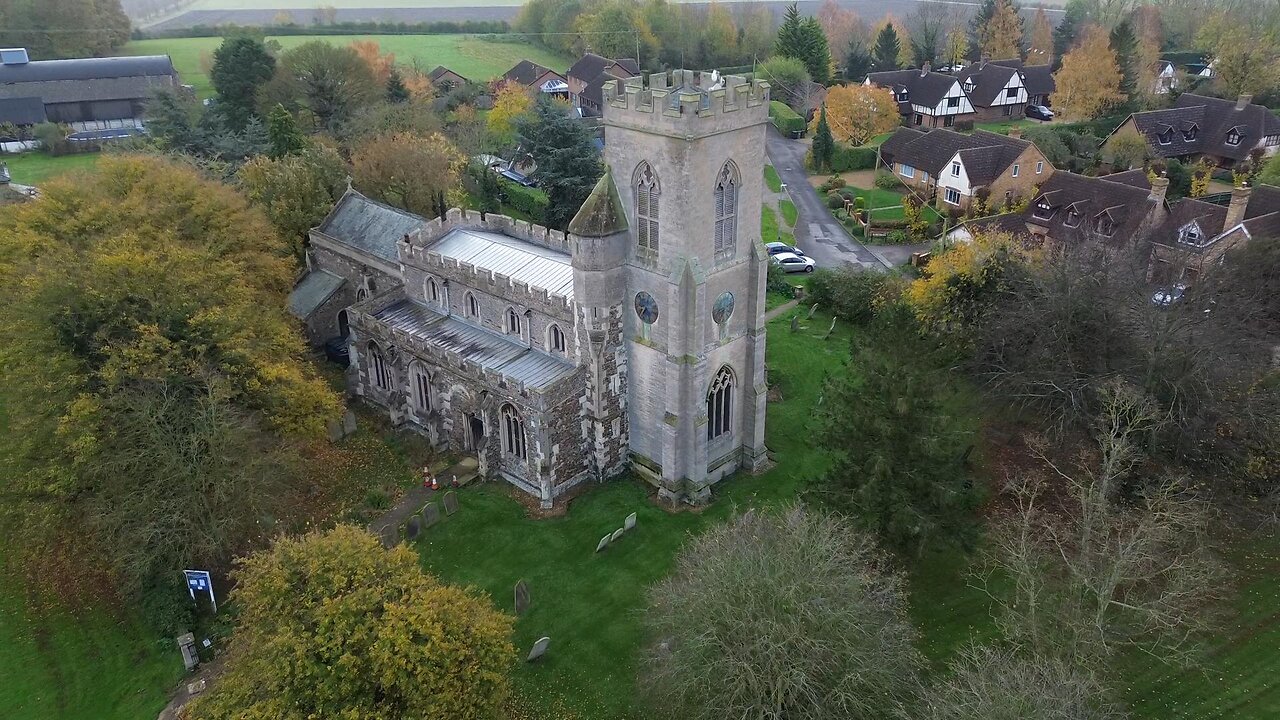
top-left (765, 127), bottom-right (931, 271)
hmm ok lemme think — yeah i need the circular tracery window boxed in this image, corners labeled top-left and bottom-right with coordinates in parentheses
top-left (712, 292), bottom-right (735, 324)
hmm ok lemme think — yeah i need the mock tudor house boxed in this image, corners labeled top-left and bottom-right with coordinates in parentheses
top-left (864, 64), bottom-right (974, 129)
top-left (1104, 93), bottom-right (1280, 169)
top-left (1147, 183), bottom-right (1280, 285)
top-left (289, 70), bottom-right (771, 508)
top-left (498, 60), bottom-right (569, 100)
top-left (879, 127), bottom-right (1052, 212)
top-left (952, 56), bottom-right (1031, 120)
top-left (566, 53), bottom-right (640, 113)
top-left (986, 57), bottom-right (1056, 107)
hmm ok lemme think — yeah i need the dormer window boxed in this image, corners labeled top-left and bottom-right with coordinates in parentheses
top-left (1096, 215), bottom-right (1115, 236)
top-left (1227, 127), bottom-right (1243, 146)
top-left (898, 91), bottom-right (909, 102)
top-left (964, 81), bottom-right (974, 92)
top-left (1157, 128), bottom-right (1174, 145)
top-left (1033, 199), bottom-right (1055, 220)
top-left (1179, 222), bottom-right (1203, 245)
top-left (1267, 134), bottom-right (1280, 147)
top-left (1183, 124), bottom-right (1198, 141)
top-left (1064, 207), bottom-right (1082, 228)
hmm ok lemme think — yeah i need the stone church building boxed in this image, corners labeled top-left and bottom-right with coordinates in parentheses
top-left (289, 70), bottom-right (771, 507)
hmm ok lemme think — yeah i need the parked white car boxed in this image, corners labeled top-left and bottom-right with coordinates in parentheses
top-left (771, 252), bottom-right (816, 273)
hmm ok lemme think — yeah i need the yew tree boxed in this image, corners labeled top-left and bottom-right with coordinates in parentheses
top-left (186, 525), bottom-right (516, 720)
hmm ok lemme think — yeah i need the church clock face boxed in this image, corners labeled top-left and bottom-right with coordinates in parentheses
top-left (634, 291), bottom-right (659, 324)
top-left (712, 292), bottom-right (735, 324)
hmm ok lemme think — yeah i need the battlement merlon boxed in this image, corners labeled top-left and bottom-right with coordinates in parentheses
top-left (402, 207), bottom-right (572, 255)
top-left (603, 70), bottom-right (770, 133)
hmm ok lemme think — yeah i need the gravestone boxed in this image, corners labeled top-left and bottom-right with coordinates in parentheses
top-left (176, 633), bottom-right (199, 672)
top-left (443, 491), bottom-right (459, 515)
top-left (514, 580), bottom-right (531, 615)
top-left (404, 515), bottom-right (421, 541)
top-left (526, 636), bottom-right (551, 662)
top-left (595, 534), bottom-right (611, 552)
top-left (342, 410), bottom-right (357, 435)
top-left (624, 512), bottom-right (637, 531)
top-left (187, 678), bottom-right (207, 695)
top-left (823, 316), bottom-right (838, 340)
top-left (742, 508), bottom-right (756, 524)
top-left (326, 419), bottom-right (344, 442)
top-left (378, 522), bottom-right (398, 548)
top-left (421, 502), bottom-right (441, 529)
top-left (807, 303), bottom-right (819, 319)
top-left (790, 315), bottom-right (799, 333)
top-left (611, 528), bottom-right (624, 542)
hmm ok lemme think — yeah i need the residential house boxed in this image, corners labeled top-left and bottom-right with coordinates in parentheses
top-left (498, 60), bottom-right (569, 100)
top-left (566, 53), bottom-right (639, 113)
top-left (1152, 60), bottom-right (1179, 95)
top-left (864, 64), bottom-right (974, 129)
top-left (0, 48), bottom-right (181, 139)
top-left (952, 56), bottom-right (1032, 121)
top-left (988, 57), bottom-right (1056, 107)
top-left (878, 127), bottom-right (1052, 212)
top-left (1147, 183), bottom-right (1280, 285)
top-left (427, 65), bottom-right (469, 92)
top-left (1104, 93), bottom-right (1280, 169)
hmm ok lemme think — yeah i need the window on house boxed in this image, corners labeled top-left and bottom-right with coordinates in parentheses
top-left (548, 324), bottom-right (566, 353)
top-left (951, 161), bottom-right (961, 177)
top-left (1267, 134), bottom-right (1280, 147)
top-left (898, 92), bottom-right (909, 102)
top-left (1179, 223), bottom-right (1203, 245)
top-left (714, 162), bottom-right (738, 258)
top-left (368, 341), bottom-right (390, 390)
top-left (947, 96), bottom-right (960, 108)
top-left (915, 113), bottom-right (924, 125)
top-left (412, 365), bottom-right (431, 411)
top-left (1096, 215), bottom-right (1115, 236)
top-left (945, 187), bottom-right (962, 205)
top-left (367, 279), bottom-right (377, 294)
top-left (1157, 128), bottom-right (1173, 145)
top-left (1006, 87), bottom-right (1018, 98)
top-left (1012, 164), bottom-right (1020, 178)
top-left (466, 292), bottom-right (480, 319)
top-left (500, 404), bottom-right (528, 460)
top-left (706, 366), bottom-right (734, 441)
top-left (356, 288), bottom-right (368, 301)
top-left (1227, 128), bottom-right (1242, 146)
top-left (1033, 199), bottom-right (1054, 219)
top-left (1184, 125), bottom-right (1199, 141)
top-left (901, 165), bottom-right (916, 178)
top-left (1036, 161), bottom-right (1044, 174)
top-left (426, 278), bottom-right (439, 303)
top-left (1002, 105), bottom-right (1013, 116)
top-left (505, 307), bottom-right (521, 335)
top-left (1064, 208), bottom-right (1082, 227)
top-left (943, 115), bottom-right (955, 128)
top-left (634, 162), bottom-right (660, 255)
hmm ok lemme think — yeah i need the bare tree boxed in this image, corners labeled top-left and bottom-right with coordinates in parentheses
top-left (906, 3), bottom-right (963, 66)
top-left (923, 644), bottom-right (1127, 719)
top-left (641, 506), bottom-right (922, 720)
top-left (977, 380), bottom-right (1227, 667)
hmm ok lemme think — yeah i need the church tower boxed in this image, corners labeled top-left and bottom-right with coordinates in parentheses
top-left (601, 70), bottom-right (771, 504)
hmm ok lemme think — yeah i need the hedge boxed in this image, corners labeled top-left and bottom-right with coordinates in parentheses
top-left (134, 19), bottom-right (509, 40)
top-left (500, 181), bottom-right (549, 223)
top-left (769, 101), bottom-right (806, 136)
top-left (828, 144), bottom-right (878, 172)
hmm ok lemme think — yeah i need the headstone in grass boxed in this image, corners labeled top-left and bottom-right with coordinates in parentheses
top-left (326, 419), bottom-right (343, 442)
top-left (443, 491), bottom-right (459, 515)
top-left (404, 516), bottom-right (420, 541)
top-left (807, 303), bottom-right (818, 319)
top-left (379, 523), bottom-right (398, 548)
top-left (421, 502), bottom-right (440, 529)
top-left (790, 315), bottom-right (799, 333)
top-left (595, 534), bottom-right (611, 552)
top-left (342, 410), bottom-right (357, 435)
top-left (611, 528), bottom-right (624, 542)
top-left (824, 316), bottom-right (837, 340)
top-left (624, 512), bottom-right (637, 531)
top-left (527, 636), bottom-right (551, 662)
top-left (514, 580), bottom-right (531, 615)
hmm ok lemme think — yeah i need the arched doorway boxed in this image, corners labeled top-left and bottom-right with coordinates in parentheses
top-left (337, 310), bottom-right (349, 338)
top-left (464, 412), bottom-right (485, 451)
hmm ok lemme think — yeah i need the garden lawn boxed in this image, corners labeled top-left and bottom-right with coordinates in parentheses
top-left (780, 198), bottom-right (797, 226)
top-left (763, 165), bottom-right (782, 193)
top-left (761, 205), bottom-right (795, 246)
top-left (414, 308), bottom-right (855, 718)
top-left (846, 185), bottom-right (942, 223)
top-left (975, 118), bottom-right (1041, 135)
top-left (123, 35), bottom-right (573, 98)
top-left (2, 152), bottom-right (100, 185)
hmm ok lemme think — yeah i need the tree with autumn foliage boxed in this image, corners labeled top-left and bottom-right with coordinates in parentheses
top-left (1052, 24), bottom-right (1125, 120)
top-left (975, 0), bottom-right (1023, 60)
top-left (185, 525), bottom-right (516, 720)
top-left (487, 82), bottom-right (535, 148)
top-left (1028, 7), bottom-right (1054, 65)
top-left (1196, 11), bottom-right (1280, 98)
top-left (351, 131), bottom-right (465, 218)
top-left (350, 39), bottom-right (395, 85)
top-left (813, 84), bottom-right (901, 146)
top-left (239, 144), bottom-right (350, 258)
top-left (0, 156), bottom-right (339, 627)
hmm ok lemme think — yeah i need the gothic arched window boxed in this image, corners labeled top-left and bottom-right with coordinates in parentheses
top-left (368, 341), bottom-right (390, 390)
top-left (356, 288), bottom-right (368, 301)
top-left (411, 363), bottom-right (431, 411)
top-left (706, 366), bottom-right (734, 440)
top-left (466, 292), bottom-right (480, 319)
top-left (501, 403), bottom-right (528, 460)
top-left (548, 323), bottom-right (566, 353)
top-left (426, 277), bottom-right (440, 304)
top-left (505, 307), bottom-right (522, 336)
top-left (634, 162), bottom-right (660, 256)
top-left (714, 161), bottom-right (739, 257)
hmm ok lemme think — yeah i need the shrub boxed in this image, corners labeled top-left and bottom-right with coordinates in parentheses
top-left (819, 174), bottom-right (847, 192)
top-left (808, 267), bottom-right (905, 325)
top-left (954, 119), bottom-right (975, 132)
top-left (828, 144), bottom-right (879, 172)
top-left (837, 187), bottom-right (858, 201)
top-left (854, 196), bottom-right (866, 210)
top-left (827, 193), bottom-right (847, 209)
top-left (769, 100), bottom-right (806, 136)
top-left (33, 122), bottom-right (72, 155)
top-left (500, 180), bottom-right (548, 223)
top-left (873, 172), bottom-right (900, 190)
top-left (766, 260), bottom-right (793, 295)
top-left (886, 229), bottom-right (909, 244)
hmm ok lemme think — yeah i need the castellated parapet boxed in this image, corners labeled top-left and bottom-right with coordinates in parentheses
top-left (603, 70), bottom-right (770, 138)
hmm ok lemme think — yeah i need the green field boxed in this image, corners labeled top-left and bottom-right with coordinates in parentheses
top-left (123, 35), bottom-right (573, 97)
top-left (2, 152), bottom-right (101, 185)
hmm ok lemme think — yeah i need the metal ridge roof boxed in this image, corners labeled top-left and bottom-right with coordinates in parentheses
top-left (433, 227), bottom-right (575, 299)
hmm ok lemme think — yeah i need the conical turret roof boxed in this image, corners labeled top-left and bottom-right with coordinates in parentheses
top-left (567, 169), bottom-right (628, 238)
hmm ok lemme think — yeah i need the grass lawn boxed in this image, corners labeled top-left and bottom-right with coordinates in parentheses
top-left (761, 205), bottom-right (795, 246)
top-left (865, 132), bottom-right (894, 147)
top-left (975, 118), bottom-right (1042, 135)
top-left (763, 165), bottom-right (782, 193)
top-left (2, 152), bottom-right (101, 185)
top-left (779, 198), bottom-right (797, 226)
top-left (415, 309), bottom-right (855, 717)
top-left (123, 35), bottom-right (573, 98)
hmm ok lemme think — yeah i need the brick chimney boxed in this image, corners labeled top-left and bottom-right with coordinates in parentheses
top-left (920, 61), bottom-right (931, 77)
top-left (1224, 183), bottom-right (1252, 231)
top-left (979, 53), bottom-right (990, 69)
top-left (1148, 174), bottom-right (1169, 205)
top-left (1236, 94), bottom-right (1254, 110)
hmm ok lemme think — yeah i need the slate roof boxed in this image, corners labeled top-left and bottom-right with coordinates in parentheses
top-left (1125, 93), bottom-right (1280, 162)
top-left (0, 96), bottom-right (45, 125)
top-left (954, 60), bottom-right (1019, 107)
top-left (1001, 60), bottom-right (1055, 100)
top-left (373, 299), bottom-right (577, 391)
top-left (313, 188), bottom-right (425, 264)
top-left (287, 270), bottom-right (345, 319)
top-left (567, 169), bottom-right (627, 237)
top-left (879, 128), bottom-right (1029, 182)
top-left (502, 60), bottom-right (564, 87)
top-left (1150, 184), bottom-right (1280, 252)
top-left (1025, 171), bottom-right (1160, 243)
top-left (432, 227), bottom-right (575, 299)
top-left (1099, 168), bottom-right (1152, 189)
top-left (428, 65), bottom-right (468, 84)
top-left (567, 53), bottom-right (638, 83)
top-left (865, 68), bottom-right (961, 110)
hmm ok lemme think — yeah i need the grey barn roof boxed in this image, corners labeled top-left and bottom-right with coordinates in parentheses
top-left (0, 96), bottom-right (46, 125)
top-left (287, 270), bottom-right (345, 319)
top-left (315, 189), bottom-right (426, 264)
top-left (432, 227), bottom-right (575, 299)
top-left (374, 299), bottom-right (577, 391)
top-left (0, 55), bottom-right (176, 84)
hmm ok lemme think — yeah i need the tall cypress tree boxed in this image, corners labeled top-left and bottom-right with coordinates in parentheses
top-left (210, 36), bottom-right (277, 132)
top-left (812, 107), bottom-right (835, 171)
top-left (386, 68), bottom-right (410, 104)
top-left (774, 3), bottom-right (831, 85)
top-left (873, 23), bottom-right (903, 73)
top-left (267, 104), bottom-right (307, 159)
top-left (1109, 19), bottom-right (1140, 102)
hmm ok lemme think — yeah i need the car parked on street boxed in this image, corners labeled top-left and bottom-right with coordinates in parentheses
top-left (1151, 284), bottom-right (1187, 307)
top-left (765, 241), bottom-right (806, 257)
top-left (771, 252), bottom-right (816, 273)
top-left (1026, 104), bottom-right (1055, 121)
